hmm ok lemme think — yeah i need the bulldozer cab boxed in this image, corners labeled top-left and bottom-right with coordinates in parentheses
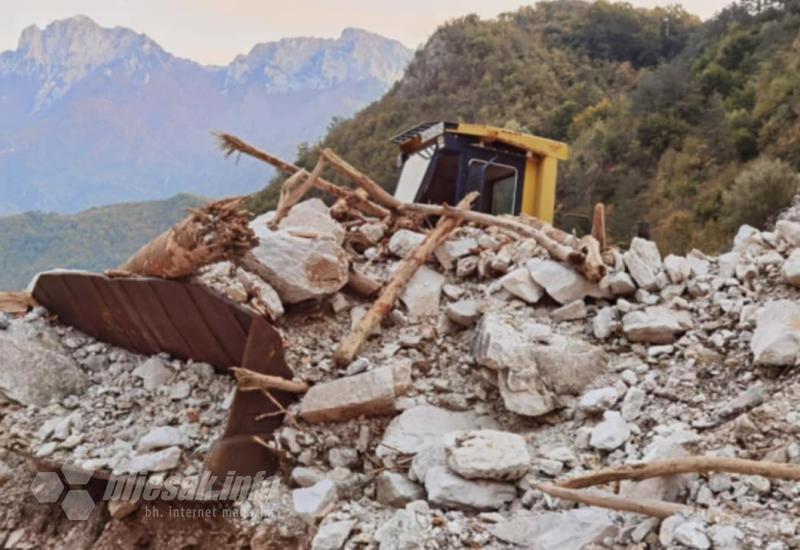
top-left (391, 122), bottom-right (568, 223)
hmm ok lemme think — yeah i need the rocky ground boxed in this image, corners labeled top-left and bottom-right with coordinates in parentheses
top-left (2, 197), bottom-right (800, 549)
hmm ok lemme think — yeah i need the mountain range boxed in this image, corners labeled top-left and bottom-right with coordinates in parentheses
top-left (0, 15), bottom-right (412, 215)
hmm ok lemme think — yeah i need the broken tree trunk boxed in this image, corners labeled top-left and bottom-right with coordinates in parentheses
top-left (537, 483), bottom-right (692, 519)
top-left (334, 192), bottom-right (478, 366)
top-left (119, 198), bottom-right (258, 279)
top-left (592, 203), bottom-right (607, 251)
top-left (216, 133), bottom-right (389, 219)
top-left (557, 456), bottom-right (800, 490)
top-left (0, 292), bottom-right (36, 314)
top-left (269, 156), bottom-right (327, 230)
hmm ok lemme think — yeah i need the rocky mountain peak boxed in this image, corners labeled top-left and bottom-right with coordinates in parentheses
top-left (6, 15), bottom-right (168, 106)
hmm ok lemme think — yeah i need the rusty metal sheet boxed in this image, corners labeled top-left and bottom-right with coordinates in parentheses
top-left (32, 271), bottom-right (295, 479)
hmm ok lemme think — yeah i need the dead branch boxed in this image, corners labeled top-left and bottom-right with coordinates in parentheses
top-left (321, 148), bottom-right (402, 210)
top-left (269, 157), bottom-right (327, 229)
top-left (334, 192), bottom-right (478, 366)
top-left (231, 367), bottom-right (308, 394)
top-left (557, 457), bottom-right (800, 490)
top-left (537, 483), bottom-right (692, 519)
top-left (268, 169), bottom-right (307, 229)
top-left (119, 198), bottom-right (257, 279)
top-left (215, 133), bottom-right (389, 219)
top-left (0, 292), bottom-right (36, 314)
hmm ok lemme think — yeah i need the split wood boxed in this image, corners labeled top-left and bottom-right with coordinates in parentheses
top-left (119, 198), bottom-right (257, 279)
top-left (333, 192), bottom-right (478, 366)
top-left (0, 292), bottom-right (36, 314)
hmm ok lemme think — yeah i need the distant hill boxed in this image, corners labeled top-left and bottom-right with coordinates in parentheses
top-left (0, 194), bottom-right (206, 290)
top-left (264, 0), bottom-right (800, 253)
top-left (0, 16), bottom-right (413, 215)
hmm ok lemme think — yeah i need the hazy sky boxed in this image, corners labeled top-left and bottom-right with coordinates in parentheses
top-left (1, 0), bottom-right (736, 65)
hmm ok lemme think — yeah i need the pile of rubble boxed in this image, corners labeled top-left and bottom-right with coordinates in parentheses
top-left (2, 150), bottom-right (800, 549)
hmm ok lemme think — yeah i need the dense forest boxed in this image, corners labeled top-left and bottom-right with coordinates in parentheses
top-left (248, 0), bottom-right (800, 253)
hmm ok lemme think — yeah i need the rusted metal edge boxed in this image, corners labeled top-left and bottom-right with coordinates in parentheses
top-left (31, 271), bottom-right (296, 482)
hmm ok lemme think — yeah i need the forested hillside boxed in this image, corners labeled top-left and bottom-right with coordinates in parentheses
top-left (251, 0), bottom-right (800, 253)
top-left (0, 194), bottom-right (206, 289)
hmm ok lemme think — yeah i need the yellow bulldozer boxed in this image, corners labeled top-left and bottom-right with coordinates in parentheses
top-left (390, 121), bottom-right (568, 224)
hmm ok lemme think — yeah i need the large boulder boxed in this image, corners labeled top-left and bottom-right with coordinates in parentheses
top-left (751, 300), bottom-right (800, 365)
top-left (250, 210), bottom-right (349, 304)
top-left (473, 314), bottom-right (607, 417)
top-left (526, 259), bottom-right (609, 304)
top-left (782, 249), bottom-right (800, 287)
top-left (0, 330), bottom-right (88, 406)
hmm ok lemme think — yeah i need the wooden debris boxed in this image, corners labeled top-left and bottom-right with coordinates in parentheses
top-left (216, 133), bottom-right (389, 219)
top-left (347, 267), bottom-right (382, 297)
top-left (537, 483), bottom-right (692, 519)
top-left (0, 292), bottom-right (36, 314)
top-left (557, 456), bottom-right (800, 490)
top-left (269, 157), bottom-right (326, 229)
top-left (231, 367), bottom-right (308, 394)
top-left (592, 203), bottom-right (607, 250)
top-left (334, 192), bottom-right (477, 366)
top-left (119, 198), bottom-right (257, 279)
top-left (321, 148), bottom-right (402, 210)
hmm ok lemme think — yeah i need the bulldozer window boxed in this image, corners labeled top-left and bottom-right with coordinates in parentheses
top-left (467, 160), bottom-right (518, 215)
top-left (395, 146), bottom-right (435, 203)
top-left (419, 152), bottom-right (460, 205)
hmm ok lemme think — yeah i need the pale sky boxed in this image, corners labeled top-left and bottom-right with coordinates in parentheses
top-left (0, 0), bottom-right (735, 66)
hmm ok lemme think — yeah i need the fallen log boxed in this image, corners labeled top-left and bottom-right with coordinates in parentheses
top-left (537, 483), bottom-right (692, 519)
top-left (231, 367), bottom-right (308, 394)
top-left (557, 456), bottom-right (800, 490)
top-left (334, 192), bottom-right (478, 366)
top-left (119, 198), bottom-right (257, 279)
top-left (0, 292), bottom-right (36, 314)
top-left (216, 133), bottom-right (389, 219)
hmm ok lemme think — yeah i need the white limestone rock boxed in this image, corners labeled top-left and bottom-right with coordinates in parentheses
top-left (498, 267), bottom-right (544, 304)
top-left (401, 265), bottom-right (444, 318)
top-left (622, 306), bottom-right (686, 344)
top-left (527, 259), bottom-right (610, 304)
top-left (751, 299), bottom-right (800, 365)
top-left (491, 508), bottom-right (616, 550)
top-left (278, 198), bottom-right (345, 244)
top-left (250, 215), bottom-right (349, 304)
top-left (443, 430), bottom-right (530, 481)
top-left (377, 405), bottom-right (499, 458)
top-left (423, 466), bottom-right (516, 510)
top-left (292, 479), bottom-right (338, 525)
top-left (782, 248), bottom-right (800, 287)
top-left (388, 229), bottom-right (426, 258)
top-left (590, 411), bottom-right (631, 450)
top-left (0, 331), bottom-right (88, 406)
